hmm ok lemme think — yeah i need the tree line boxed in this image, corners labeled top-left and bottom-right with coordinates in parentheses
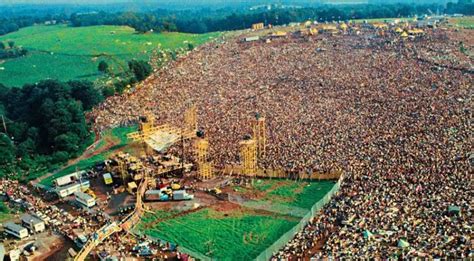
top-left (69, 3), bottom-right (460, 34)
top-left (0, 59), bottom-right (152, 181)
top-left (1, 3), bottom-right (473, 37)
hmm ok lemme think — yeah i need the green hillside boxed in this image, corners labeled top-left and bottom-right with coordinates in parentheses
top-left (0, 25), bottom-right (220, 87)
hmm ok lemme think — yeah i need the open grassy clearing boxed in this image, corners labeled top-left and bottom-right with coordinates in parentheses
top-left (138, 207), bottom-right (299, 260)
top-left (449, 16), bottom-right (474, 29)
top-left (238, 179), bottom-right (335, 210)
top-left (39, 125), bottom-right (137, 187)
top-left (0, 25), bottom-right (220, 87)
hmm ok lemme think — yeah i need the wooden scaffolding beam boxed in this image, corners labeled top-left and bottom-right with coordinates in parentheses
top-left (253, 115), bottom-right (266, 158)
top-left (240, 139), bottom-right (257, 176)
top-left (195, 138), bottom-right (213, 179)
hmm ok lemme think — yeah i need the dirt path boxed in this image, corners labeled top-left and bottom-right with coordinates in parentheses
top-left (31, 133), bottom-right (117, 188)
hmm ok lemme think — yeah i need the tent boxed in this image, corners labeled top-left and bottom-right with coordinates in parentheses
top-left (363, 230), bottom-right (374, 239)
top-left (398, 239), bottom-right (410, 248)
top-left (448, 205), bottom-right (461, 215)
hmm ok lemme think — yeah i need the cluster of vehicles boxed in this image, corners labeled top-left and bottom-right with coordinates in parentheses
top-left (144, 182), bottom-right (194, 202)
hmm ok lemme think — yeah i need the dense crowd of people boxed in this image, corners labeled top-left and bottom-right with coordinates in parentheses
top-left (90, 25), bottom-right (472, 259)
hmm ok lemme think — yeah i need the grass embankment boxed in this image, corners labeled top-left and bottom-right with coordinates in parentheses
top-left (39, 125), bottom-right (137, 187)
top-left (0, 25), bottom-right (220, 87)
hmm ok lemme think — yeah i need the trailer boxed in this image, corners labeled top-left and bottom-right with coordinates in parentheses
top-left (144, 190), bottom-right (169, 202)
top-left (56, 180), bottom-right (90, 198)
top-left (172, 190), bottom-right (194, 201)
top-left (53, 171), bottom-right (85, 187)
top-left (21, 214), bottom-right (46, 233)
top-left (4, 222), bottom-right (29, 239)
top-left (74, 191), bottom-right (96, 208)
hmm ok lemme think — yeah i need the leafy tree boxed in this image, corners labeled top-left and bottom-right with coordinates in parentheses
top-left (128, 60), bottom-right (152, 81)
top-left (7, 41), bottom-right (14, 48)
top-left (0, 42), bottom-right (4, 50)
top-left (98, 60), bottom-right (109, 73)
top-left (102, 86), bottom-right (115, 97)
top-left (187, 42), bottom-right (195, 51)
top-left (0, 133), bottom-right (15, 165)
top-left (69, 80), bottom-right (104, 110)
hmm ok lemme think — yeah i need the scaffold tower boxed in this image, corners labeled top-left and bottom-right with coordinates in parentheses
top-left (240, 138), bottom-right (257, 176)
top-left (195, 138), bottom-right (213, 179)
top-left (184, 104), bottom-right (198, 133)
top-left (253, 114), bottom-right (266, 158)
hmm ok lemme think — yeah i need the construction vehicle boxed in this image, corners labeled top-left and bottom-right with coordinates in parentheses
top-left (206, 187), bottom-right (228, 200)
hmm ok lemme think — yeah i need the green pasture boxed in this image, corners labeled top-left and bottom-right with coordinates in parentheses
top-left (39, 125), bottom-right (137, 187)
top-left (250, 179), bottom-right (335, 210)
top-left (0, 25), bottom-right (220, 87)
top-left (137, 208), bottom-right (299, 260)
top-left (449, 16), bottom-right (474, 29)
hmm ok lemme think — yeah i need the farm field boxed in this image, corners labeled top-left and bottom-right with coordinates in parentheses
top-left (137, 179), bottom-right (335, 260)
top-left (0, 25), bottom-right (220, 87)
top-left (39, 125), bottom-right (137, 187)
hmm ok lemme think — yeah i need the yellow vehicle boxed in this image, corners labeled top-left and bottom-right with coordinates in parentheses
top-left (127, 182), bottom-right (138, 194)
top-left (84, 189), bottom-right (97, 199)
top-left (171, 183), bottom-right (181, 190)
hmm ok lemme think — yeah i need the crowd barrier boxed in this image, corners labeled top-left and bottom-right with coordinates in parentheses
top-left (254, 174), bottom-right (344, 261)
top-left (222, 165), bottom-right (341, 181)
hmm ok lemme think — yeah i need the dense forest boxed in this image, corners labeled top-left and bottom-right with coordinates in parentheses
top-left (1, 2), bottom-right (473, 36)
top-left (69, 3), bottom-right (474, 33)
top-left (0, 60), bottom-right (152, 180)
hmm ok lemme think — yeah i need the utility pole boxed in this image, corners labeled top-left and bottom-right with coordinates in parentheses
top-left (1, 115), bottom-right (7, 135)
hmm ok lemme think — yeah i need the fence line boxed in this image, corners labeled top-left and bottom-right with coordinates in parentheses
top-left (254, 174), bottom-right (344, 261)
top-left (134, 175), bottom-right (343, 261)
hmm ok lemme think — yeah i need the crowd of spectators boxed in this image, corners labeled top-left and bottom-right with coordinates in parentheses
top-left (90, 26), bottom-right (472, 259)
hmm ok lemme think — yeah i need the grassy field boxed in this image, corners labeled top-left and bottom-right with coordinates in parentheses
top-left (0, 25), bottom-right (220, 87)
top-left (137, 179), bottom-right (335, 259)
top-left (352, 17), bottom-right (415, 24)
top-left (39, 125), bottom-right (137, 187)
top-left (239, 179), bottom-right (335, 210)
top-left (138, 208), bottom-right (300, 260)
top-left (449, 17), bottom-right (474, 29)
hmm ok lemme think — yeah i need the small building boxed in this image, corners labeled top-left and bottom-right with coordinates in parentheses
top-left (74, 191), bottom-right (96, 208)
top-left (4, 222), bottom-right (29, 239)
top-left (244, 36), bottom-right (260, 42)
top-left (21, 214), bottom-right (46, 233)
top-left (251, 23), bottom-right (264, 30)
